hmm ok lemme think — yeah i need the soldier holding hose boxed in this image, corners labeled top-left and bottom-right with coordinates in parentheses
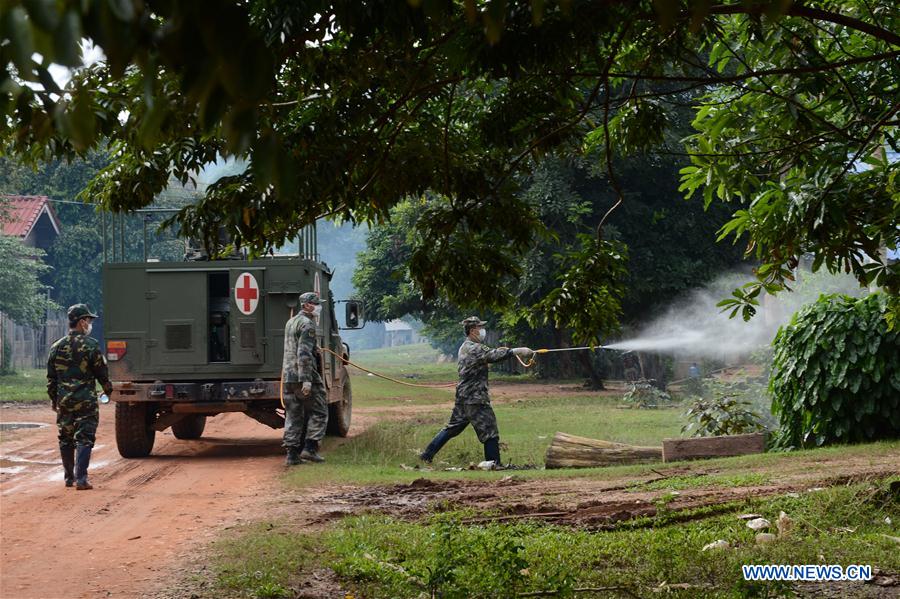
top-left (420, 316), bottom-right (533, 468)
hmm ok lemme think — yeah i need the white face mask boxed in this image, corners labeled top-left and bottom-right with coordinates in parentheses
top-left (478, 328), bottom-right (486, 341)
top-left (312, 305), bottom-right (322, 318)
top-left (84, 322), bottom-right (93, 336)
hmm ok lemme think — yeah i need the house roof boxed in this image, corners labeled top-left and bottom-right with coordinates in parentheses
top-left (0, 195), bottom-right (61, 238)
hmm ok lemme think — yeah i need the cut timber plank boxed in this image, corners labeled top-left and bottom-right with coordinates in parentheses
top-left (545, 432), bottom-right (662, 469)
top-left (662, 433), bottom-right (766, 462)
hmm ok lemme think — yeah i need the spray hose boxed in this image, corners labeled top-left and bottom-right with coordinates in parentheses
top-left (317, 346), bottom-right (583, 386)
top-left (280, 341), bottom-right (608, 398)
top-left (312, 346), bottom-right (608, 388)
top-left (319, 347), bottom-right (460, 388)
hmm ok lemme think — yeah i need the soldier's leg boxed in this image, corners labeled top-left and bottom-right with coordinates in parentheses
top-left (56, 409), bottom-right (76, 487)
top-left (282, 384), bottom-right (306, 465)
top-left (420, 403), bottom-right (470, 462)
top-left (300, 383), bottom-right (328, 463)
top-left (465, 404), bottom-right (501, 463)
top-left (73, 403), bottom-right (100, 489)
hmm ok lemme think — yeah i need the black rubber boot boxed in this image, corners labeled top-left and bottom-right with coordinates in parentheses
top-left (60, 446), bottom-right (75, 488)
top-left (483, 437), bottom-right (502, 468)
top-left (285, 447), bottom-right (303, 466)
top-left (301, 439), bottom-right (325, 463)
top-left (420, 429), bottom-right (452, 463)
top-left (75, 445), bottom-right (93, 490)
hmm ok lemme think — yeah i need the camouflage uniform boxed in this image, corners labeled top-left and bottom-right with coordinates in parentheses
top-left (47, 332), bottom-right (111, 450)
top-left (442, 339), bottom-right (511, 442)
top-left (281, 311), bottom-right (328, 450)
top-left (420, 326), bottom-right (517, 464)
top-left (48, 304), bottom-right (112, 489)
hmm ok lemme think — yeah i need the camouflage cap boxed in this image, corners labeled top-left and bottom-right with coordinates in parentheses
top-left (67, 303), bottom-right (98, 322)
top-left (298, 292), bottom-right (321, 305)
top-left (459, 316), bottom-right (487, 327)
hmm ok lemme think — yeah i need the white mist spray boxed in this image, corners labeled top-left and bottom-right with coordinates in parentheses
top-left (606, 270), bottom-right (867, 358)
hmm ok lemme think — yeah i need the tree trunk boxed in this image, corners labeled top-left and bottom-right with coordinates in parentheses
top-left (639, 353), bottom-right (669, 390)
top-left (578, 350), bottom-right (605, 390)
top-left (662, 433), bottom-right (766, 462)
top-left (545, 432), bottom-right (662, 469)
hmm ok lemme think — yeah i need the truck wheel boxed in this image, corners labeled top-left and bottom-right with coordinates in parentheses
top-left (115, 402), bottom-right (156, 458)
top-left (327, 371), bottom-right (352, 437)
top-left (171, 414), bottom-right (207, 440)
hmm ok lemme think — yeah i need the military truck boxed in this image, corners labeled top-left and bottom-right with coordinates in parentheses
top-left (101, 214), bottom-right (363, 458)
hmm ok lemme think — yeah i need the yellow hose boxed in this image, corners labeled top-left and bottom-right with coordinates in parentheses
top-left (283, 328), bottom-right (543, 399)
top-left (320, 347), bottom-right (459, 388)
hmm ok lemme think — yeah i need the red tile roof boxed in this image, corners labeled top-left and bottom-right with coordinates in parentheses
top-left (0, 195), bottom-right (61, 238)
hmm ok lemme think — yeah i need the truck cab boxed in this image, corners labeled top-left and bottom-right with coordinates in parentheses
top-left (101, 217), bottom-right (363, 458)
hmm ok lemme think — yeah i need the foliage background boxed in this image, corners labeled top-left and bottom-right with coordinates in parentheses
top-left (770, 293), bottom-right (900, 447)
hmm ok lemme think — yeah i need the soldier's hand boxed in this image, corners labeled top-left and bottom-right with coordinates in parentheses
top-left (301, 381), bottom-right (312, 396)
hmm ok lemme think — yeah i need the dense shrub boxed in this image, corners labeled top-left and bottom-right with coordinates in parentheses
top-left (623, 379), bottom-right (672, 408)
top-left (682, 381), bottom-right (766, 437)
top-left (770, 293), bottom-right (900, 447)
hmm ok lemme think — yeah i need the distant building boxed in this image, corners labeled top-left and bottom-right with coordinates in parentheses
top-left (0, 195), bottom-right (62, 251)
top-left (0, 195), bottom-right (66, 370)
top-left (384, 319), bottom-right (421, 346)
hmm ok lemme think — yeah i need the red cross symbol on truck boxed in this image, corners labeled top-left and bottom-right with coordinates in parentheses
top-left (235, 272), bottom-right (259, 315)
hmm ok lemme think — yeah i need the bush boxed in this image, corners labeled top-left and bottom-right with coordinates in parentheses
top-left (770, 293), bottom-right (900, 447)
top-left (623, 379), bottom-right (671, 408)
top-left (682, 387), bottom-right (765, 437)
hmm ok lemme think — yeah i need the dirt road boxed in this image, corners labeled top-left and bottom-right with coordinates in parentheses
top-left (1, 404), bottom-right (294, 599)
top-left (3, 392), bottom-right (898, 598)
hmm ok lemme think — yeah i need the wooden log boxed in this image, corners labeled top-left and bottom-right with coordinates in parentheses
top-left (662, 432), bottom-right (766, 462)
top-left (545, 432), bottom-right (662, 469)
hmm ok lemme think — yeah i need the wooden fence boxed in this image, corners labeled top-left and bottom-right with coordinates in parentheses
top-left (0, 311), bottom-right (68, 372)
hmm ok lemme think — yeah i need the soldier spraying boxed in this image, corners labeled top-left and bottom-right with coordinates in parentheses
top-left (281, 292), bottom-right (329, 465)
top-left (46, 304), bottom-right (112, 490)
top-left (419, 317), bottom-right (533, 468)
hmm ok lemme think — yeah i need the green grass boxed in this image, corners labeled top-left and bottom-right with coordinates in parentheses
top-left (208, 478), bottom-right (900, 598)
top-left (349, 343), bottom-right (458, 382)
top-left (0, 368), bottom-right (47, 403)
top-left (350, 373), bottom-right (456, 408)
top-left (212, 522), bottom-right (320, 599)
top-left (289, 394), bottom-right (686, 486)
top-left (631, 472), bottom-right (772, 492)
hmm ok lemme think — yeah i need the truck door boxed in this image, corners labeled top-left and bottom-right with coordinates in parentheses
top-left (146, 270), bottom-right (207, 367)
top-left (230, 269), bottom-right (265, 365)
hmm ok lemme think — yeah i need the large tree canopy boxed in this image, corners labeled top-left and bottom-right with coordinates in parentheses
top-left (1, 0), bottom-right (898, 336)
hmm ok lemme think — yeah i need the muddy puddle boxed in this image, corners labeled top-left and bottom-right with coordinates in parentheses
top-left (324, 476), bottom-right (697, 529)
top-left (322, 464), bottom-right (900, 532)
top-left (0, 422), bottom-right (48, 431)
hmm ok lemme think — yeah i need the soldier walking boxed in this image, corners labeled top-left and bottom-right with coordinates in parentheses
top-left (47, 304), bottom-right (112, 490)
top-left (419, 317), bottom-right (532, 468)
top-left (281, 292), bottom-right (329, 465)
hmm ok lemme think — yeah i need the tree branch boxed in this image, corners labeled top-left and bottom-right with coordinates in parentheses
top-left (821, 100), bottom-right (900, 199)
top-left (707, 3), bottom-right (900, 47)
top-left (568, 50), bottom-right (900, 83)
top-left (696, 31), bottom-right (867, 144)
top-left (442, 81), bottom-right (457, 198)
top-left (597, 74), bottom-right (623, 239)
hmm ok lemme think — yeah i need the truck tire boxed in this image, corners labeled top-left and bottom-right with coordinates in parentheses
top-left (327, 370), bottom-right (352, 437)
top-left (171, 414), bottom-right (206, 440)
top-left (115, 402), bottom-right (156, 458)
